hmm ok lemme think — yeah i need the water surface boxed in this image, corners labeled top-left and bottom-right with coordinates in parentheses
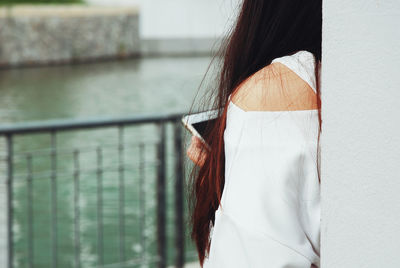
top-left (0, 56), bottom-right (212, 267)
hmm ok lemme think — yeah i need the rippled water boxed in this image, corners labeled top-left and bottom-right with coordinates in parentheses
top-left (0, 56), bottom-right (212, 267)
top-left (0, 56), bottom-right (212, 123)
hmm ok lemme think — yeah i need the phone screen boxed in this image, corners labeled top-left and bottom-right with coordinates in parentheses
top-left (181, 108), bottom-right (221, 148)
top-left (192, 118), bottom-right (218, 140)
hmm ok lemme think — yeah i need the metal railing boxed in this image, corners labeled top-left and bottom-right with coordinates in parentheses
top-left (0, 111), bottom-right (188, 268)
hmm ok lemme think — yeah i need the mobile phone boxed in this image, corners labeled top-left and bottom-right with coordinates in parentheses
top-left (181, 108), bottom-right (221, 150)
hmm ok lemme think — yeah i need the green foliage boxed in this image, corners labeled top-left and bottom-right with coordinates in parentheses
top-left (0, 0), bottom-right (83, 5)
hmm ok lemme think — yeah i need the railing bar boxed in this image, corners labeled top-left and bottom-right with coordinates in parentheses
top-left (27, 153), bottom-right (34, 268)
top-left (9, 141), bottom-right (159, 165)
top-left (11, 141), bottom-right (157, 158)
top-left (156, 122), bottom-right (167, 268)
top-left (73, 149), bottom-right (81, 268)
top-left (50, 131), bottom-right (58, 268)
top-left (0, 112), bottom-right (188, 135)
top-left (139, 142), bottom-right (146, 262)
top-left (6, 134), bottom-right (14, 268)
top-left (96, 146), bottom-right (104, 266)
top-left (118, 126), bottom-right (126, 263)
top-left (10, 163), bottom-right (158, 182)
top-left (174, 121), bottom-right (185, 268)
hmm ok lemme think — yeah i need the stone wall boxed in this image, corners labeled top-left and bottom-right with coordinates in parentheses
top-left (0, 5), bottom-right (140, 67)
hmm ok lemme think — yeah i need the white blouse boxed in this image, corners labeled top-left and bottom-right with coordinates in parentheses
top-left (202, 50), bottom-right (321, 268)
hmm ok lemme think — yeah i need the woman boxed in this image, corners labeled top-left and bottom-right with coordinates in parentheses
top-left (186, 0), bottom-right (321, 267)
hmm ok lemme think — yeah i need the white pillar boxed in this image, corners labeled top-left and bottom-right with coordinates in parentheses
top-left (321, 1), bottom-right (400, 267)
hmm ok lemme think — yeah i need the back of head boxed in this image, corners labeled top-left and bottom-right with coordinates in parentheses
top-left (225, 0), bottom-right (322, 91)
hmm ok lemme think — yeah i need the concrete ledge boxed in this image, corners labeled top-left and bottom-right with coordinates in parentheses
top-left (0, 5), bottom-right (139, 18)
top-left (0, 5), bottom-right (140, 67)
top-left (0, 5), bottom-right (223, 68)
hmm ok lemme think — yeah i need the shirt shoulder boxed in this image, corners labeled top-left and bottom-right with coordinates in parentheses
top-left (230, 51), bottom-right (319, 112)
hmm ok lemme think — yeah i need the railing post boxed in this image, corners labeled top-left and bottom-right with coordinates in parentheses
top-left (6, 134), bottom-right (13, 268)
top-left (156, 122), bottom-right (167, 268)
top-left (174, 121), bottom-right (185, 268)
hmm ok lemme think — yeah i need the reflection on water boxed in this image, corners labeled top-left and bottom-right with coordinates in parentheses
top-left (0, 56), bottom-right (211, 123)
top-left (0, 56), bottom-right (212, 267)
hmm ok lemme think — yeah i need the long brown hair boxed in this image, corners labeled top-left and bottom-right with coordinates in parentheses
top-left (185, 0), bottom-right (322, 266)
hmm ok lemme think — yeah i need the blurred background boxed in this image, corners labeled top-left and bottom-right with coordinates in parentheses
top-left (0, 0), bottom-right (240, 267)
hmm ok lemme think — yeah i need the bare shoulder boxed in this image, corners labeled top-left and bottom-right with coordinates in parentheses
top-left (230, 62), bottom-right (318, 111)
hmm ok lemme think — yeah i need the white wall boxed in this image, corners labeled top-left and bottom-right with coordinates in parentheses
top-left (321, 1), bottom-right (400, 267)
top-left (86, 0), bottom-right (241, 39)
